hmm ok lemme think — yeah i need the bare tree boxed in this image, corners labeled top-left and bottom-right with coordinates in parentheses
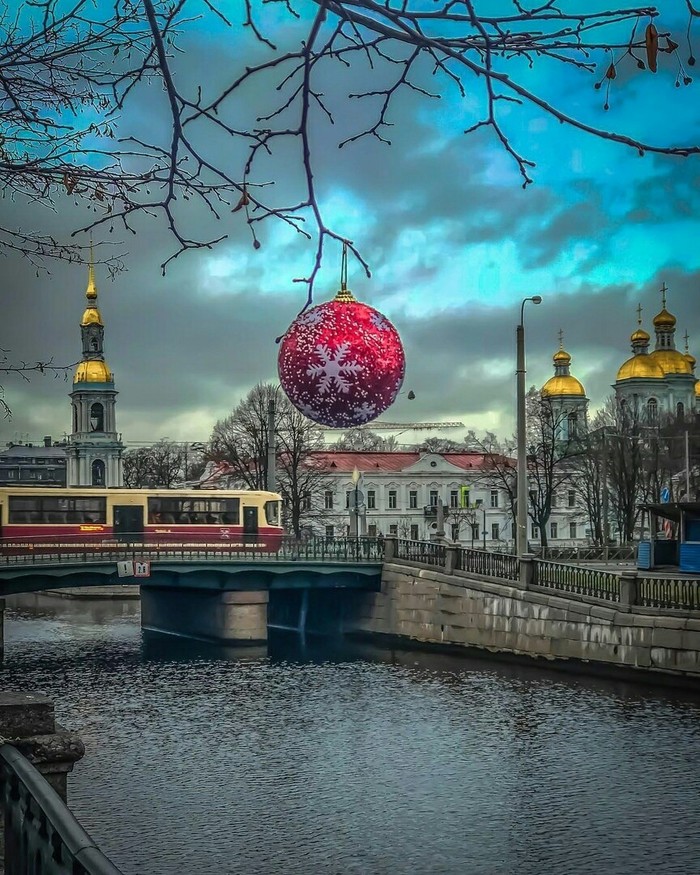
top-left (122, 440), bottom-right (185, 487)
top-left (464, 429), bottom-right (518, 531)
top-left (3, 1), bottom-right (698, 287)
top-left (209, 382), bottom-right (331, 536)
top-left (0, 350), bottom-right (78, 418)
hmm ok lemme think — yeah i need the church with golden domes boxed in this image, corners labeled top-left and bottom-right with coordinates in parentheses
top-left (540, 285), bottom-right (698, 421)
top-left (65, 256), bottom-right (124, 487)
top-left (614, 285), bottom-right (697, 419)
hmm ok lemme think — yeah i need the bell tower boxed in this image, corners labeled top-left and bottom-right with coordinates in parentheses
top-left (66, 253), bottom-right (124, 487)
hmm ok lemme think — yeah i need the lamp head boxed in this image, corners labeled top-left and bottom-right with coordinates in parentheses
top-left (531, 295), bottom-right (542, 305)
top-left (407, 390), bottom-right (416, 400)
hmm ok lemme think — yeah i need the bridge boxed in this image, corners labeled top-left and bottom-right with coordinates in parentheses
top-left (0, 536), bottom-right (383, 645)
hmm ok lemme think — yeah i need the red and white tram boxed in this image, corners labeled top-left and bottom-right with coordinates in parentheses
top-left (0, 487), bottom-right (284, 553)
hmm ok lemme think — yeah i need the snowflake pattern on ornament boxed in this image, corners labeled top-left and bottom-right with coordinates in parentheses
top-left (307, 342), bottom-right (363, 394)
top-left (353, 402), bottom-right (377, 421)
top-left (296, 309), bottom-right (325, 327)
top-left (370, 312), bottom-right (390, 331)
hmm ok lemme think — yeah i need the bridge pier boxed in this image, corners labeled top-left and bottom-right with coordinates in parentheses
top-left (140, 587), bottom-right (269, 645)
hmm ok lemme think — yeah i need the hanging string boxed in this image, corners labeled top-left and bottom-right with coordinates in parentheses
top-left (340, 240), bottom-right (348, 292)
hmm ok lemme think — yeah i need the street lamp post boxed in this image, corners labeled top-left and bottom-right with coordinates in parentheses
top-left (516, 295), bottom-right (542, 557)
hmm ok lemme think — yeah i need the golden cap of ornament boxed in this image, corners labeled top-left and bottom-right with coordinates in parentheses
top-left (552, 348), bottom-right (571, 365)
top-left (334, 287), bottom-right (356, 303)
top-left (73, 360), bottom-right (113, 383)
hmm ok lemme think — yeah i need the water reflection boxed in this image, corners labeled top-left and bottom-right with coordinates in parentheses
top-left (3, 593), bottom-right (700, 875)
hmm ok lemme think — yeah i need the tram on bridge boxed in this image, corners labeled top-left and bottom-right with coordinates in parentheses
top-left (0, 487), bottom-right (284, 553)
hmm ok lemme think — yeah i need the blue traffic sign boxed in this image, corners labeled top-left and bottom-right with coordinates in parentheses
top-left (660, 487), bottom-right (670, 502)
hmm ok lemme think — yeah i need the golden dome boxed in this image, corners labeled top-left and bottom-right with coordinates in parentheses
top-left (649, 348), bottom-right (693, 375)
top-left (74, 360), bottom-right (113, 383)
top-left (541, 375), bottom-right (586, 397)
top-left (81, 306), bottom-right (103, 327)
top-left (616, 355), bottom-right (665, 381)
top-left (631, 326), bottom-right (650, 343)
top-left (553, 348), bottom-right (571, 365)
top-left (686, 351), bottom-right (697, 370)
top-left (653, 307), bottom-right (676, 328)
top-left (695, 380), bottom-right (700, 397)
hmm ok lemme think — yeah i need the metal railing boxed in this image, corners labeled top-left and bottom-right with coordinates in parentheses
top-left (455, 546), bottom-right (520, 581)
top-left (0, 535), bottom-right (384, 568)
top-left (532, 559), bottom-right (620, 601)
top-left (533, 545), bottom-right (637, 563)
top-left (638, 576), bottom-right (700, 611)
top-left (396, 539), bottom-right (447, 568)
top-left (0, 744), bottom-right (123, 875)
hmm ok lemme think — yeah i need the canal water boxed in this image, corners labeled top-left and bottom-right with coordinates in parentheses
top-left (3, 592), bottom-right (700, 875)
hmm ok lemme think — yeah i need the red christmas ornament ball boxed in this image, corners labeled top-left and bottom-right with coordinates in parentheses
top-left (278, 289), bottom-right (405, 428)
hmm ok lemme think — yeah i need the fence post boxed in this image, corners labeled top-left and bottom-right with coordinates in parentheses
top-left (384, 536), bottom-right (397, 562)
top-left (519, 553), bottom-right (535, 590)
top-left (0, 693), bottom-right (86, 870)
top-left (444, 546), bottom-right (457, 574)
top-left (619, 570), bottom-right (639, 607)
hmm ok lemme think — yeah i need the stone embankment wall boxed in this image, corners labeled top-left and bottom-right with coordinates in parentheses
top-left (348, 563), bottom-right (700, 681)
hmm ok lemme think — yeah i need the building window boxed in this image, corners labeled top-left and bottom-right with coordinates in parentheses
top-left (569, 522), bottom-right (577, 539)
top-left (567, 412), bottom-right (578, 439)
top-left (511, 521), bottom-right (516, 539)
top-left (90, 402), bottom-right (104, 432)
top-left (388, 490), bottom-right (397, 509)
top-left (410, 524), bottom-right (419, 540)
top-left (301, 493), bottom-right (311, 511)
top-left (368, 524), bottom-right (377, 537)
top-left (429, 489), bottom-right (438, 507)
top-left (551, 493), bottom-right (557, 508)
top-left (409, 490), bottom-right (418, 509)
top-left (91, 459), bottom-right (105, 486)
top-left (531, 525), bottom-right (539, 539)
top-left (325, 525), bottom-right (334, 539)
top-left (647, 397), bottom-right (658, 421)
top-left (451, 524), bottom-right (460, 541)
top-left (367, 490), bottom-right (376, 510)
top-left (450, 490), bottom-right (459, 508)
top-left (389, 524), bottom-right (398, 536)
top-left (471, 523), bottom-right (480, 541)
top-left (490, 489), bottom-right (499, 508)
top-left (491, 523), bottom-right (500, 541)
top-left (324, 490), bottom-right (334, 510)
top-left (475, 498), bottom-right (483, 508)
top-left (345, 491), bottom-right (352, 509)
top-left (550, 521), bottom-right (558, 539)
top-left (677, 401), bottom-right (685, 419)
top-left (568, 490), bottom-right (576, 508)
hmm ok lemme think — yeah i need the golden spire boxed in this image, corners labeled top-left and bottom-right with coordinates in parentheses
top-left (558, 328), bottom-right (564, 349)
top-left (631, 303), bottom-right (650, 344)
top-left (86, 242), bottom-right (97, 300)
top-left (661, 281), bottom-right (667, 309)
top-left (636, 302), bottom-right (643, 325)
top-left (684, 331), bottom-right (690, 353)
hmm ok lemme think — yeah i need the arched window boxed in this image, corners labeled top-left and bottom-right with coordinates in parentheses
top-left (677, 401), bottom-right (685, 419)
top-left (647, 397), bottom-right (658, 421)
top-left (73, 406), bottom-right (78, 433)
top-left (91, 459), bottom-right (105, 486)
top-left (90, 402), bottom-right (104, 432)
top-left (567, 412), bottom-right (578, 439)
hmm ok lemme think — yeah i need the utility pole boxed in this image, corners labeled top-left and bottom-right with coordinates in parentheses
top-left (601, 429), bottom-right (609, 546)
top-left (685, 429), bottom-right (691, 499)
top-left (266, 397), bottom-right (276, 493)
top-left (516, 295), bottom-right (542, 556)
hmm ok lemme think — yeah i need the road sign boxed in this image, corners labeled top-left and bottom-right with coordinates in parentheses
top-left (660, 487), bottom-right (670, 503)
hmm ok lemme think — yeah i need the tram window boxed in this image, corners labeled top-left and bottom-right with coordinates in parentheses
top-left (8, 495), bottom-right (106, 524)
top-left (148, 496), bottom-right (239, 525)
top-left (265, 501), bottom-right (280, 526)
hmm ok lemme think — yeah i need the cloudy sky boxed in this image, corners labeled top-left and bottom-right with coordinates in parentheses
top-left (2, 1), bottom-right (699, 448)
